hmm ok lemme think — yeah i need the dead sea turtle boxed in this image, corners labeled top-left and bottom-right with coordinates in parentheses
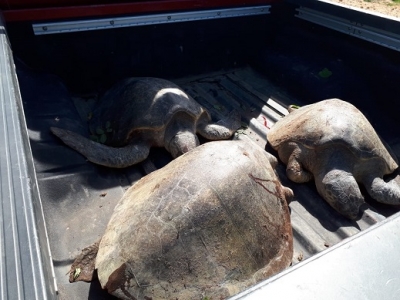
top-left (69, 140), bottom-right (293, 300)
top-left (268, 98), bottom-right (400, 219)
top-left (51, 77), bottom-right (240, 168)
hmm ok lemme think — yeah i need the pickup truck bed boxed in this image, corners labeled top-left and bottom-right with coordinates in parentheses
top-left (3, 2), bottom-right (400, 299)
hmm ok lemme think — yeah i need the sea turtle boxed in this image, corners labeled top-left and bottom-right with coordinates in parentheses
top-left (51, 77), bottom-right (240, 168)
top-left (69, 140), bottom-right (293, 300)
top-left (267, 98), bottom-right (400, 220)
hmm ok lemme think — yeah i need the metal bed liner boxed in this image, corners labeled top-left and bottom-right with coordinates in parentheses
top-left (18, 64), bottom-right (400, 299)
top-left (0, 16), bottom-right (55, 300)
top-left (288, 0), bottom-right (400, 51)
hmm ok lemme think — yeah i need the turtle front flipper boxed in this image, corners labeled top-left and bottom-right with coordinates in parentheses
top-left (51, 127), bottom-right (150, 168)
top-left (197, 110), bottom-right (241, 140)
top-left (315, 169), bottom-right (364, 220)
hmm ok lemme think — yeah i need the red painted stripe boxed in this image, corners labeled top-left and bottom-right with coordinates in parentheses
top-left (2, 0), bottom-right (278, 22)
top-left (0, 1), bottom-right (106, 9)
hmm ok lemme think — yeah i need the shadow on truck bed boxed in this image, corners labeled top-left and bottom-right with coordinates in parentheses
top-left (7, 3), bottom-right (400, 299)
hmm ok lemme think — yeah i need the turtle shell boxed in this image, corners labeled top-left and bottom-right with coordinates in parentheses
top-left (95, 140), bottom-right (293, 300)
top-left (89, 77), bottom-right (207, 147)
top-left (268, 99), bottom-right (397, 170)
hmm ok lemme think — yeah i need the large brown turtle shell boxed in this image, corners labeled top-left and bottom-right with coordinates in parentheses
top-left (268, 99), bottom-right (397, 171)
top-left (95, 140), bottom-right (293, 299)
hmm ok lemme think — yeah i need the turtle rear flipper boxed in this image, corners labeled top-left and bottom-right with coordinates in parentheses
top-left (51, 127), bottom-right (150, 168)
top-left (364, 175), bottom-right (400, 205)
top-left (197, 110), bottom-right (241, 140)
top-left (69, 240), bottom-right (100, 283)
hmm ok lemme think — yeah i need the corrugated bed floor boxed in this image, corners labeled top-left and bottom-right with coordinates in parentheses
top-left (19, 64), bottom-right (400, 300)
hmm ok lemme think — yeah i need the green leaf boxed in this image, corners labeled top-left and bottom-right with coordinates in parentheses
top-left (90, 135), bottom-right (99, 142)
top-left (73, 268), bottom-right (81, 280)
top-left (235, 129), bottom-right (247, 136)
top-left (99, 134), bottom-right (107, 144)
top-left (106, 128), bottom-right (113, 133)
top-left (318, 68), bottom-right (332, 79)
top-left (105, 121), bottom-right (111, 128)
top-left (96, 127), bottom-right (104, 135)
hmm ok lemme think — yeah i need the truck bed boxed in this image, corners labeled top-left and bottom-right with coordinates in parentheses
top-left (19, 63), bottom-right (400, 300)
top-left (5, 2), bottom-right (400, 299)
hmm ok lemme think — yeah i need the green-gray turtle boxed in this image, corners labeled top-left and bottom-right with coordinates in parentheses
top-left (68, 140), bottom-right (293, 300)
top-left (51, 77), bottom-right (240, 168)
top-left (268, 98), bottom-right (400, 219)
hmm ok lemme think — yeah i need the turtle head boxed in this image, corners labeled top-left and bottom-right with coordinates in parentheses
top-left (167, 131), bottom-right (200, 158)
